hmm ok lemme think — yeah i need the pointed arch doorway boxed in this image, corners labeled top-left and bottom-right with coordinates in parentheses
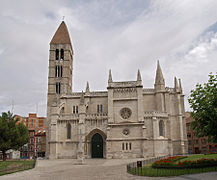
top-left (91, 133), bottom-right (103, 158)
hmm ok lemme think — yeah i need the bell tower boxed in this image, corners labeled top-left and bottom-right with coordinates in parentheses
top-left (46, 21), bottom-right (73, 159)
top-left (47, 21), bottom-right (73, 106)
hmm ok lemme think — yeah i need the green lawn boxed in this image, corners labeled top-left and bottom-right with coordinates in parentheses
top-left (129, 165), bottom-right (217, 177)
top-left (0, 160), bottom-right (35, 176)
top-left (179, 154), bottom-right (217, 162)
top-left (128, 154), bottom-right (217, 177)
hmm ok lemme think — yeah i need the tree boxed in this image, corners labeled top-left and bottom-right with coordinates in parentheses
top-left (188, 73), bottom-right (217, 142)
top-left (0, 111), bottom-right (29, 160)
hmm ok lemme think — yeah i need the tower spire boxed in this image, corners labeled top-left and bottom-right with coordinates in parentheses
top-left (155, 60), bottom-right (165, 90)
top-left (108, 69), bottom-right (113, 83)
top-left (50, 21), bottom-right (72, 49)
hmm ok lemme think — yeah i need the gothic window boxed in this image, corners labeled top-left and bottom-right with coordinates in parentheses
top-left (159, 120), bottom-right (164, 136)
top-left (100, 105), bottom-right (103, 113)
top-left (97, 104), bottom-right (103, 113)
top-left (66, 123), bottom-right (71, 139)
top-left (129, 142), bottom-right (132, 150)
top-left (60, 107), bottom-right (64, 114)
top-left (123, 129), bottom-right (130, 136)
top-left (60, 49), bottom-right (64, 60)
top-left (122, 143), bottom-right (124, 150)
top-left (55, 49), bottom-right (59, 60)
top-left (56, 82), bottom-right (61, 94)
top-left (120, 108), bottom-right (132, 119)
top-left (97, 105), bottom-right (99, 113)
top-left (126, 143), bottom-right (128, 150)
top-left (73, 106), bottom-right (78, 114)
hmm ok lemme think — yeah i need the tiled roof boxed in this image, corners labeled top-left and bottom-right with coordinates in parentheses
top-left (50, 21), bottom-right (72, 46)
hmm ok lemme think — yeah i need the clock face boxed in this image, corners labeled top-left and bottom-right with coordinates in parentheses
top-left (120, 107), bottom-right (132, 119)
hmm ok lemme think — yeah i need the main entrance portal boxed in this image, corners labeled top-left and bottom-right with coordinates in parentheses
top-left (91, 133), bottom-right (103, 158)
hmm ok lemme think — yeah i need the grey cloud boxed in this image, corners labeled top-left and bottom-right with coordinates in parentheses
top-left (1, 0), bottom-right (217, 116)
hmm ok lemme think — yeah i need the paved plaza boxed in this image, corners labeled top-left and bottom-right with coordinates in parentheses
top-left (0, 159), bottom-right (217, 180)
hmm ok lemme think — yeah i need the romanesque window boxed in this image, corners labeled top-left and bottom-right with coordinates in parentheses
top-left (55, 66), bottom-right (63, 77)
top-left (60, 49), bottom-right (64, 60)
top-left (73, 106), bottom-right (78, 114)
top-left (159, 120), bottom-right (164, 136)
top-left (56, 82), bottom-right (61, 94)
top-left (126, 143), bottom-right (128, 150)
top-left (97, 104), bottom-right (103, 113)
top-left (60, 66), bottom-right (63, 77)
top-left (55, 66), bottom-right (58, 77)
top-left (55, 49), bottom-right (59, 60)
top-left (66, 123), bottom-right (71, 139)
top-left (129, 142), bottom-right (132, 150)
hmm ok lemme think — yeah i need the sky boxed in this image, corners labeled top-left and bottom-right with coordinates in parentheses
top-left (0, 0), bottom-right (217, 117)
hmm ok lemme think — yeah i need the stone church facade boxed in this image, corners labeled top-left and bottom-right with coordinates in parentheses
top-left (46, 21), bottom-right (188, 159)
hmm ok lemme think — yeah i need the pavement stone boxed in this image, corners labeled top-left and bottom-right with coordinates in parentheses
top-left (0, 159), bottom-right (216, 180)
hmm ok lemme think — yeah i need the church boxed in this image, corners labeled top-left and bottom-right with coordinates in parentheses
top-left (46, 21), bottom-right (188, 159)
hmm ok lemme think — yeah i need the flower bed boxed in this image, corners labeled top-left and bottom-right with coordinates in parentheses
top-left (152, 156), bottom-right (217, 169)
top-left (177, 158), bottom-right (217, 168)
top-left (152, 156), bottom-right (186, 168)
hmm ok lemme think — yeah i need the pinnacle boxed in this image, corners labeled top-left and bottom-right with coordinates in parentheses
top-left (174, 77), bottom-right (179, 92)
top-left (137, 69), bottom-right (142, 81)
top-left (80, 91), bottom-right (85, 105)
top-left (108, 69), bottom-right (112, 83)
top-left (155, 60), bottom-right (165, 85)
top-left (86, 81), bottom-right (90, 93)
top-left (179, 78), bottom-right (183, 93)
